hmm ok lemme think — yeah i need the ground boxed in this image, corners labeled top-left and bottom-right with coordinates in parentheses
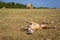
top-left (0, 9), bottom-right (60, 40)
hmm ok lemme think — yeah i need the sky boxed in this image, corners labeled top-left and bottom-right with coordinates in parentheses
top-left (0, 0), bottom-right (60, 8)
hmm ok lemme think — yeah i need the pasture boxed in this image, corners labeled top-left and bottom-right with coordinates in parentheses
top-left (0, 9), bottom-right (60, 40)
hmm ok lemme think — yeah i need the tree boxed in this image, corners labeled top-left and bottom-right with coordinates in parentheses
top-left (0, 1), bottom-right (25, 8)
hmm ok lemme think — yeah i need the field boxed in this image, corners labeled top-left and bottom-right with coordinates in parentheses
top-left (0, 9), bottom-right (60, 40)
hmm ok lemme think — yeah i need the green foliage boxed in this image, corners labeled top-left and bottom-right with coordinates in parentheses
top-left (37, 7), bottom-right (49, 9)
top-left (0, 1), bottom-right (25, 8)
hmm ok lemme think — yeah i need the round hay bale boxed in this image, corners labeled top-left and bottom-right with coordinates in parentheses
top-left (2, 7), bottom-right (6, 9)
top-left (26, 4), bottom-right (33, 9)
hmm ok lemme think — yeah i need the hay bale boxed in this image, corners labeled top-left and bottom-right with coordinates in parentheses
top-left (26, 4), bottom-right (33, 9)
top-left (2, 7), bottom-right (6, 9)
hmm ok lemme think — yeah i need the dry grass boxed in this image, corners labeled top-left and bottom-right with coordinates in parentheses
top-left (0, 9), bottom-right (60, 40)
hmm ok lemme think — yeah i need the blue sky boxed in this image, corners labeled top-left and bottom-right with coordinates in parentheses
top-left (0, 0), bottom-right (60, 8)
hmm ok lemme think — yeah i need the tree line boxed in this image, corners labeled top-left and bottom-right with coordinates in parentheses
top-left (0, 1), bottom-right (56, 9)
top-left (0, 1), bottom-right (26, 8)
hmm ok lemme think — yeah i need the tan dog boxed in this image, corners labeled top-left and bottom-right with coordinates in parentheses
top-left (25, 19), bottom-right (43, 30)
top-left (28, 22), bottom-right (42, 30)
top-left (24, 19), bottom-right (56, 34)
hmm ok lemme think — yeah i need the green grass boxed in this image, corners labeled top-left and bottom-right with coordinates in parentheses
top-left (0, 9), bottom-right (60, 40)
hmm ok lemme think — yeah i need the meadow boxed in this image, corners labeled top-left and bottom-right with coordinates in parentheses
top-left (0, 9), bottom-right (60, 40)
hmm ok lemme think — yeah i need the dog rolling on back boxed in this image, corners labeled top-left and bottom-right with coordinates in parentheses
top-left (24, 19), bottom-right (56, 34)
top-left (25, 19), bottom-right (42, 30)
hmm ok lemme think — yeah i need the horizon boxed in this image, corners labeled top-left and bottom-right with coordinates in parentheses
top-left (0, 0), bottom-right (60, 8)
